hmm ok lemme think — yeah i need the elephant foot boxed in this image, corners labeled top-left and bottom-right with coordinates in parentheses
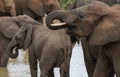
top-left (0, 62), bottom-right (8, 67)
top-left (60, 68), bottom-right (70, 77)
top-left (0, 56), bottom-right (8, 67)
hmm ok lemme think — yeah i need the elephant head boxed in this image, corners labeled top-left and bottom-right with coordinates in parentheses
top-left (7, 24), bottom-right (33, 58)
top-left (27, 0), bottom-right (61, 17)
top-left (46, 1), bottom-right (120, 46)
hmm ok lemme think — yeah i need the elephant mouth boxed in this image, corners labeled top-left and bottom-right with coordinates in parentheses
top-left (66, 25), bottom-right (77, 34)
top-left (17, 43), bottom-right (23, 49)
top-left (51, 19), bottom-right (77, 28)
top-left (52, 20), bottom-right (80, 35)
top-left (15, 43), bottom-right (22, 49)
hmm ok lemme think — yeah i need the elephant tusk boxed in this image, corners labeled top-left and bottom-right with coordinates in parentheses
top-left (51, 22), bottom-right (66, 26)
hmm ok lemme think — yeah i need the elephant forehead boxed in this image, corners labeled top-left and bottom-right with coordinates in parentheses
top-left (75, 1), bottom-right (110, 16)
top-left (75, 4), bottom-right (93, 14)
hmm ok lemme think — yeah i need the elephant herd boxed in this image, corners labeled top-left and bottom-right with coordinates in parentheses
top-left (0, 0), bottom-right (120, 77)
top-left (0, 0), bottom-right (60, 23)
top-left (46, 0), bottom-right (120, 77)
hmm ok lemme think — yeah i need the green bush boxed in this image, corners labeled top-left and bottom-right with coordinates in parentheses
top-left (59, 0), bottom-right (74, 9)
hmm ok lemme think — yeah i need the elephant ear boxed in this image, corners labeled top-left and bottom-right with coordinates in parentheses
top-left (89, 16), bottom-right (120, 46)
top-left (27, 0), bottom-right (44, 16)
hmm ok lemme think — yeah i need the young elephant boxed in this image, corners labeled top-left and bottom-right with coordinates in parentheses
top-left (0, 15), bottom-right (39, 67)
top-left (7, 20), bottom-right (78, 77)
top-left (45, 1), bottom-right (120, 77)
top-left (0, 0), bottom-right (61, 23)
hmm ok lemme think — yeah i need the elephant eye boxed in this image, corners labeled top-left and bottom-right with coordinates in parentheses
top-left (79, 15), bottom-right (84, 19)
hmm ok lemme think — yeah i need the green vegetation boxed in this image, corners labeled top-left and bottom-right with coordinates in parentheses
top-left (59, 0), bottom-right (74, 9)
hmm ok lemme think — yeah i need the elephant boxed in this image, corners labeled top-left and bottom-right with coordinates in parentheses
top-left (0, 0), bottom-right (60, 23)
top-left (68, 0), bottom-right (120, 77)
top-left (0, 15), bottom-right (39, 67)
top-left (7, 17), bottom-right (79, 77)
top-left (68, 0), bottom-right (120, 9)
top-left (45, 1), bottom-right (120, 77)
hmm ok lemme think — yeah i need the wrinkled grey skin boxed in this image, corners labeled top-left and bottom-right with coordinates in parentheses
top-left (68, 0), bottom-right (120, 9)
top-left (7, 19), bottom-right (79, 77)
top-left (68, 0), bottom-right (120, 77)
top-left (0, 15), bottom-right (38, 67)
top-left (0, 0), bottom-right (60, 23)
top-left (45, 1), bottom-right (120, 77)
top-left (97, 0), bottom-right (120, 5)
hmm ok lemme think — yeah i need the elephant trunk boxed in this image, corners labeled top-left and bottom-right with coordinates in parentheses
top-left (46, 10), bottom-right (70, 30)
top-left (7, 39), bottom-right (19, 58)
top-left (7, 24), bottom-right (33, 58)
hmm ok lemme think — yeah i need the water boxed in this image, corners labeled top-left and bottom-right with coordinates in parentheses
top-left (0, 44), bottom-right (88, 77)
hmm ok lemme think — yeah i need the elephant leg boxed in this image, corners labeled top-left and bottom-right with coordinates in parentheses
top-left (40, 68), bottom-right (54, 77)
top-left (39, 50), bottom-right (56, 77)
top-left (81, 37), bottom-right (96, 77)
top-left (60, 67), bottom-right (69, 77)
top-left (0, 52), bottom-right (9, 67)
top-left (60, 61), bottom-right (70, 77)
top-left (28, 51), bottom-right (37, 77)
top-left (40, 61), bottom-right (54, 77)
top-left (83, 50), bottom-right (96, 77)
top-left (113, 51), bottom-right (120, 77)
top-left (83, 54), bottom-right (96, 77)
top-left (93, 50), bottom-right (114, 77)
top-left (40, 61), bottom-right (53, 77)
top-left (48, 69), bottom-right (55, 77)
